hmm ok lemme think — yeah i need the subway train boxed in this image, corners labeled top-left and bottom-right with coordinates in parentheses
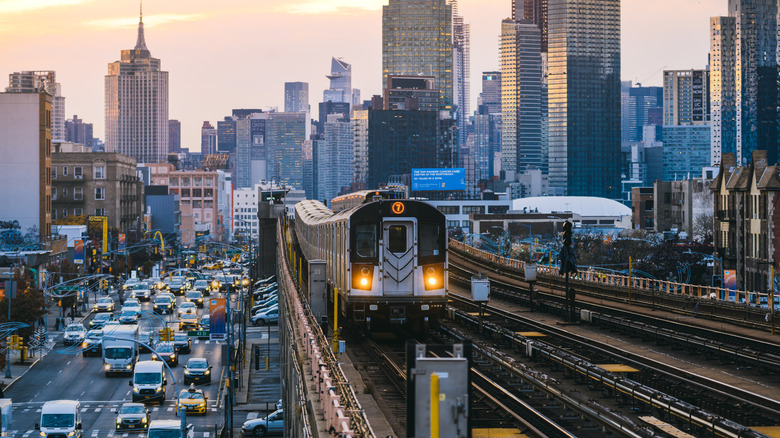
top-left (294, 196), bottom-right (448, 331)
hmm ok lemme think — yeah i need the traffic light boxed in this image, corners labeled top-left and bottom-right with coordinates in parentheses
top-left (5, 336), bottom-right (12, 350)
top-left (16, 336), bottom-right (22, 350)
top-left (159, 328), bottom-right (174, 341)
top-left (562, 221), bottom-right (573, 247)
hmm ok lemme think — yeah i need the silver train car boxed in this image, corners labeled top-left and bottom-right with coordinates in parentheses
top-left (294, 197), bottom-right (448, 331)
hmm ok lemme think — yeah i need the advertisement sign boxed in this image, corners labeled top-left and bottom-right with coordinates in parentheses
top-left (87, 216), bottom-right (108, 254)
top-left (411, 168), bottom-right (466, 191)
top-left (118, 234), bottom-right (126, 253)
top-left (724, 270), bottom-right (737, 301)
top-left (74, 239), bottom-right (84, 265)
top-left (209, 298), bottom-right (227, 340)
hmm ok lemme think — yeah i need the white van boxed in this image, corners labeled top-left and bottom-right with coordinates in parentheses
top-left (131, 360), bottom-right (167, 403)
top-left (147, 419), bottom-right (194, 437)
top-left (35, 400), bottom-right (82, 437)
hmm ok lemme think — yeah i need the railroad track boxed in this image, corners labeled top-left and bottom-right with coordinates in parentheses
top-left (446, 292), bottom-right (780, 436)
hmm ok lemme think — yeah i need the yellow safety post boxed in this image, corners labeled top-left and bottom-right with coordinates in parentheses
top-left (333, 288), bottom-right (339, 352)
top-left (430, 373), bottom-right (440, 438)
top-left (266, 357), bottom-right (270, 371)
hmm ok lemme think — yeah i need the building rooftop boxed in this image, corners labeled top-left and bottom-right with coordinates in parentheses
top-left (512, 196), bottom-right (631, 218)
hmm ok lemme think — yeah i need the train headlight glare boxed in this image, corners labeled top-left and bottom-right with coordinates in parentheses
top-left (428, 277), bottom-right (437, 286)
top-left (352, 264), bottom-right (374, 290)
top-left (423, 264), bottom-right (444, 291)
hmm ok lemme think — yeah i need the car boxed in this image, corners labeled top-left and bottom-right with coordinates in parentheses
top-left (209, 278), bottom-right (223, 293)
top-left (185, 291), bottom-right (204, 308)
top-left (252, 297), bottom-right (278, 314)
top-left (172, 333), bottom-right (191, 354)
top-left (81, 329), bottom-right (103, 356)
top-left (94, 297), bottom-right (115, 313)
top-left (123, 278), bottom-right (140, 290)
top-left (114, 402), bottom-right (150, 431)
top-left (147, 419), bottom-right (194, 438)
top-left (251, 307), bottom-right (279, 327)
top-left (183, 357), bottom-right (212, 384)
top-left (63, 323), bottom-right (87, 346)
top-left (151, 342), bottom-right (178, 366)
top-left (241, 409), bottom-right (283, 437)
top-left (168, 279), bottom-right (187, 296)
top-left (177, 384), bottom-right (208, 415)
top-left (153, 296), bottom-right (174, 315)
top-left (119, 309), bottom-right (140, 324)
top-left (198, 316), bottom-right (210, 339)
top-left (179, 313), bottom-right (199, 332)
top-left (252, 302), bottom-right (279, 316)
top-left (132, 285), bottom-right (152, 302)
top-left (276, 399), bottom-right (282, 411)
top-left (123, 298), bottom-right (142, 311)
top-left (192, 279), bottom-right (210, 296)
top-left (177, 302), bottom-right (198, 318)
top-left (89, 312), bottom-right (113, 329)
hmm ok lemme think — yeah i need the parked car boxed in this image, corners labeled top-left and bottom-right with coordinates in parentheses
top-left (241, 409), bottom-right (283, 437)
top-left (251, 307), bottom-right (279, 327)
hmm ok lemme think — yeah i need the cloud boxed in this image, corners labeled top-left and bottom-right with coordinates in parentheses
top-left (84, 13), bottom-right (207, 29)
top-left (276, 0), bottom-right (384, 14)
top-left (0, 0), bottom-right (91, 14)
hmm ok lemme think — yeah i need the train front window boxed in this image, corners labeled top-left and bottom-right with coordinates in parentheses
top-left (388, 225), bottom-right (407, 253)
top-left (419, 223), bottom-right (442, 258)
top-left (355, 224), bottom-right (377, 258)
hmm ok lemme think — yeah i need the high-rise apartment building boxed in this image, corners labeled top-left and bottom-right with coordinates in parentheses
top-left (480, 72), bottom-right (501, 115)
top-left (0, 92), bottom-right (52, 240)
top-left (104, 8), bottom-right (169, 164)
top-left (662, 125), bottom-right (711, 181)
top-left (547, 0), bottom-right (621, 199)
top-left (65, 115), bottom-right (94, 148)
top-left (217, 117), bottom-right (237, 152)
top-left (731, 0), bottom-right (778, 164)
top-left (168, 120), bottom-right (181, 154)
top-left (500, 19), bottom-right (543, 177)
top-left (663, 70), bottom-right (710, 126)
top-left (709, 16), bottom-right (737, 166)
top-left (352, 110), bottom-right (369, 188)
top-left (7, 71), bottom-right (65, 141)
top-left (284, 82), bottom-right (309, 113)
top-left (266, 112), bottom-right (309, 189)
top-left (623, 86), bottom-right (663, 142)
top-left (234, 112), bottom-right (269, 189)
top-left (513, 0), bottom-right (548, 52)
top-left (382, 0), bottom-right (453, 112)
top-left (323, 58), bottom-right (352, 104)
top-left (384, 76), bottom-right (440, 111)
top-left (452, 8), bottom-right (470, 149)
top-left (201, 121), bottom-right (217, 155)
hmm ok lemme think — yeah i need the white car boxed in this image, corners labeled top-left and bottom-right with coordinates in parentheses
top-left (63, 323), bottom-right (87, 346)
top-left (251, 307), bottom-right (278, 327)
top-left (241, 409), bottom-right (283, 437)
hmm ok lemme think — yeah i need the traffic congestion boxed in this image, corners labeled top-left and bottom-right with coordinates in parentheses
top-left (3, 257), bottom-right (282, 437)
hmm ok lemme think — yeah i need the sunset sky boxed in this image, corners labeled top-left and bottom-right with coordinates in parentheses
top-left (0, 0), bottom-right (725, 150)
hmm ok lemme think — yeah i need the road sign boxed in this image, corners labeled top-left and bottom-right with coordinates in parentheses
top-left (187, 330), bottom-right (209, 337)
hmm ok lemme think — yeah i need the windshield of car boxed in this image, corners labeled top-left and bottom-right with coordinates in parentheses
top-left (134, 372), bottom-right (161, 384)
top-left (181, 391), bottom-right (204, 399)
top-left (104, 347), bottom-right (132, 359)
top-left (120, 405), bottom-right (146, 415)
top-left (186, 292), bottom-right (200, 298)
top-left (194, 280), bottom-right (208, 287)
top-left (157, 344), bottom-right (174, 353)
top-left (41, 413), bottom-right (75, 428)
top-left (94, 314), bottom-right (110, 321)
top-left (155, 297), bottom-right (172, 304)
top-left (120, 310), bottom-right (137, 316)
top-left (181, 303), bottom-right (195, 308)
top-left (148, 430), bottom-right (181, 438)
top-left (87, 331), bottom-right (103, 339)
top-left (133, 284), bottom-right (147, 290)
top-left (174, 334), bottom-right (187, 341)
top-left (188, 360), bottom-right (207, 369)
top-left (66, 326), bottom-right (83, 332)
top-left (98, 298), bottom-right (112, 304)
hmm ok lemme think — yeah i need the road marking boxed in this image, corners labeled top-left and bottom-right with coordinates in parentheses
top-left (46, 380), bottom-right (51, 385)
top-left (80, 391), bottom-right (86, 397)
top-left (95, 407), bottom-right (101, 412)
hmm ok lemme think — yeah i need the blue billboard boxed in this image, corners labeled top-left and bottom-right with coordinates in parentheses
top-left (412, 168), bottom-right (466, 191)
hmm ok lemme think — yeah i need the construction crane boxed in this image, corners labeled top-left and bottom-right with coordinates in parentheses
top-left (634, 65), bottom-right (667, 87)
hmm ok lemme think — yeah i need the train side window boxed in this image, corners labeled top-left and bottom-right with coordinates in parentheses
top-left (355, 224), bottom-right (377, 258)
top-left (419, 223), bottom-right (441, 257)
top-left (388, 225), bottom-right (407, 253)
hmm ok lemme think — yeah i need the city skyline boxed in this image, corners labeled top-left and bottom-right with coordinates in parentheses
top-left (0, 0), bottom-right (723, 150)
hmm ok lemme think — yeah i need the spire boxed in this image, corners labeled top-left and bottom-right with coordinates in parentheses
top-left (135, 0), bottom-right (148, 51)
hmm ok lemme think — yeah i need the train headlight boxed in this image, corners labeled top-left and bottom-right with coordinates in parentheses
top-left (352, 264), bottom-right (374, 291)
top-left (423, 264), bottom-right (444, 291)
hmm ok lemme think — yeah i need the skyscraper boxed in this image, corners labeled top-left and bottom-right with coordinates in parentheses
top-left (480, 72), bottom-right (501, 115)
top-left (731, 0), bottom-right (778, 164)
top-left (201, 121), bottom-right (217, 155)
top-left (7, 71), bottom-right (65, 141)
top-left (513, 0), bottom-right (548, 52)
top-left (547, 0), bottom-right (621, 199)
top-left (382, 0), bottom-right (453, 112)
top-left (284, 82), bottom-right (309, 113)
top-left (452, 6), bottom-right (470, 149)
top-left (168, 120), bottom-right (181, 154)
top-left (500, 19), bottom-right (542, 177)
top-left (663, 69), bottom-right (710, 126)
top-left (710, 16), bottom-right (737, 166)
top-left (266, 112), bottom-right (309, 189)
top-left (323, 58), bottom-right (352, 104)
top-left (624, 86), bottom-right (663, 142)
top-left (315, 113), bottom-right (354, 202)
top-left (217, 117), bottom-right (237, 152)
top-left (104, 5), bottom-right (168, 164)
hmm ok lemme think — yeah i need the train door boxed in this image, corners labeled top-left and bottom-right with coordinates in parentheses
top-left (382, 219), bottom-right (416, 295)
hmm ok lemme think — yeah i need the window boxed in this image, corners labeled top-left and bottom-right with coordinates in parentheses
top-left (462, 206), bottom-right (484, 215)
top-left (193, 200), bottom-right (202, 208)
top-left (95, 208), bottom-right (105, 216)
top-left (62, 188), bottom-right (68, 198)
top-left (193, 189), bottom-right (202, 198)
top-left (74, 187), bottom-right (83, 200)
top-left (181, 189), bottom-right (190, 198)
top-left (52, 166), bottom-right (57, 179)
top-left (419, 223), bottom-right (442, 258)
top-left (204, 200), bottom-right (213, 208)
top-left (204, 189), bottom-right (214, 198)
top-left (74, 167), bottom-right (83, 179)
top-left (437, 205), bottom-right (459, 214)
top-left (62, 166), bottom-right (68, 176)
top-left (170, 176), bottom-right (179, 186)
top-left (447, 220), bottom-right (460, 228)
top-left (52, 209), bottom-right (57, 220)
top-left (204, 177), bottom-right (214, 186)
top-left (62, 209), bottom-right (68, 218)
top-left (74, 208), bottom-right (83, 216)
top-left (353, 224), bottom-right (377, 259)
top-left (94, 166), bottom-right (105, 180)
top-left (52, 187), bottom-right (57, 200)
top-left (388, 225), bottom-right (407, 253)
top-left (181, 177), bottom-right (190, 186)
top-left (194, 177), bottom-right (202, 187)
top-left (95, 187), bottom-right (105, 200)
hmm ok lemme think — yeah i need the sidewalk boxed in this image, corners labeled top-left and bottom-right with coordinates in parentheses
top-left (234, 325), bottom-right (280, 413)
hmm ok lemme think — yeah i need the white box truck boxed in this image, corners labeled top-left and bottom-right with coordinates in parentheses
top-left (103, 324), bottom-right (139, 376)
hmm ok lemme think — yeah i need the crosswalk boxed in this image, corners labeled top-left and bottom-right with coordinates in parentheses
top-left (7, 430), bottom-right (217, 437)
top-left (12, 400), bottom-right (220, 413)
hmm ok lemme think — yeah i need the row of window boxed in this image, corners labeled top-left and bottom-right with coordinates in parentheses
top-left (169, 176), bottom-right (215, 187)
top-left (52, 208), bottom-right (106, 220)
top-left (52, 187), bottom-right (106, 200)
top-left (437, 205), bottom-right (486, 215)
top-left (52, 165), bottom-right (105, 180)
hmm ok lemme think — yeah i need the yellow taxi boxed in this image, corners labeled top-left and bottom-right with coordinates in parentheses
top-left (177, 384), bottom-right (208, 415)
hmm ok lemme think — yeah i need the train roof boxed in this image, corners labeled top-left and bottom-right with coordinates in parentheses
top-left (295, 198), bottom-right (444, 226)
